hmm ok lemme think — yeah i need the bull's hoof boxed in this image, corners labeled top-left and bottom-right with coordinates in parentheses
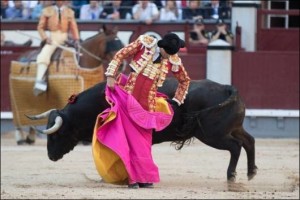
top-left (227, 176), bottom-right (236, 182)
top-left (247, 166), bottom-right (258, 181)
top-left (227, 171), bottom-right (237, 182)
top-left (17, 139), bottom-right (27, 145)
top-left (25, 137), bottom-right (35, 145)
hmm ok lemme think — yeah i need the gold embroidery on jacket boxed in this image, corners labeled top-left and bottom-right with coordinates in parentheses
top-left (106, 35), bottom-right (190, 110)
top-left (169, 54), bottom-right (182, 66)
top-left (140, 35), bottom-right (157, 48)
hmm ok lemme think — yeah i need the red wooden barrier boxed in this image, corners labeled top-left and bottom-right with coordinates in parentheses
top-left (232, 51), bottom-right (299, 109)
top-left (256, 9), bottom-right (300, 51)
top-left (1, 47), bottom-right (37, 111)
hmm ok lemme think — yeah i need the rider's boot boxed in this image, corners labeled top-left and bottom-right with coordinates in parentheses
top-left (33, 63), bottom-right (48, 96)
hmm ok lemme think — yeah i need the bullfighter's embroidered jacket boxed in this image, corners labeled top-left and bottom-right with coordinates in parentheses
top-left (105, 35), bottom-right (190, 111)
top-left (37, 5), bottom-right (79, 41)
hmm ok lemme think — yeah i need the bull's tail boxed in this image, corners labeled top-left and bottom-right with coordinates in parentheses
top-left (171, 116), bottom-right (197, 150)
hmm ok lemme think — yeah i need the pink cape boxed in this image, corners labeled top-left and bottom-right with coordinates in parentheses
top-left (96, 84), bottom-right (173, 184)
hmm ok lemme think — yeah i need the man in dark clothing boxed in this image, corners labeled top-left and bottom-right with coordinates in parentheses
top-left (182, 0), bottom-right (204, 21)
top-left (1, 0), bottom-right (9, 19)
top-left (210, 18), bottom-right (234, 45)
top-left (100, 0), bottom-right (135, 20)
top-left (204, 0), bottom-right (231, 19)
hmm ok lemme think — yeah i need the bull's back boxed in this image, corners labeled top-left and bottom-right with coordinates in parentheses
top-left (159, 78), bottom-right (238, 110)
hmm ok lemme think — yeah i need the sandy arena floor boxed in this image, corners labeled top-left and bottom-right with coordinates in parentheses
top-left (1, 132), bottom-right (299, 199)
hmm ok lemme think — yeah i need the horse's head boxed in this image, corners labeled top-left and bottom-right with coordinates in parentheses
top-left (102, 25), bottom-right (124, 62)
top-left (79, 25), bottom-right (124, 68)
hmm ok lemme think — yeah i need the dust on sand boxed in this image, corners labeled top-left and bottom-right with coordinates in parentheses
top-left (1, 131), bottom-right (299, 199)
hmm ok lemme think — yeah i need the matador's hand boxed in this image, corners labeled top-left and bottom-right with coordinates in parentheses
top-left (106, 76), bottom-right (116, 90)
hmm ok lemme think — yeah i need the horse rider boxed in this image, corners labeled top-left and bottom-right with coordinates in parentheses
top-left (34, 0), bottom-right (80, 96)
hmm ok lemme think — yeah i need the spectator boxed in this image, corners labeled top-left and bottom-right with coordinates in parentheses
top-left (72, 0), bottom-right (89, 18)
top-left (5, 0), bottom-right (28, 19)
top-left (182, 0), bottom-right (204, 21)
top-left (204, 0), bottom-right (231, 19)
top-left (220, 0), bottom-right (230, 7)
top-left (100, 0), bottom-right (128, 20)
top-left (80, 1), bottom-right (103, 20)
top-left (120, 0), bottom-right (136, 20)
top-left (162, 0), bottom-right (186, 10)
top-left (7, 1), bottom-right (39, 18)
top-left (8, 1), bottom-right (39, 9)
top-left (210, 18), bottom-right (233, 45)
top-left (31, 1), bottom-right (53, 20)
top-left (1, 0), bottom-right (9, 19)
top-left (22, 1), bottom-right (39, 19)
top-left (132, 1), bottom-right (159, 24)
top-left (178, 0), bottom-right (188, 9)
top-left (189, 18), bottom-right (210, 45)
top-left (152, 0), bottom-right (163, 10)
top-left (200, 0), bottom-right (211, 7)
top-left (159, 0), bottom-right (181, 21)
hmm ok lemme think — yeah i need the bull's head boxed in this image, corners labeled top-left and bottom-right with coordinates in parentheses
top-left (26, 109), bottom-right (80, 161)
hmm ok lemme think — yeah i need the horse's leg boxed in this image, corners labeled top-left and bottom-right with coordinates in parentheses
top-left (15, 127), bottom-right (26, 145)
top-left (232, 128), bottom-right (258, 180)
top-left (25, 126), bottom-right (36, 144)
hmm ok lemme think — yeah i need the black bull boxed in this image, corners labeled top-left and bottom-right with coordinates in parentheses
top-left (27, 78), bottom-right (258, 182)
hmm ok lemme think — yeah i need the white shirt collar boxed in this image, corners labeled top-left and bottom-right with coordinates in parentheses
top-left (152, 47), bottom-right (160, 62)
top-left (55, 5), bottom-right (66, 12)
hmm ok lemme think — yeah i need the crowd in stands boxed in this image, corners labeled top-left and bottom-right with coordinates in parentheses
top-left (1, 0), bottom-right (233, 45)
top-left (1, 0), bottom-right (232, 21)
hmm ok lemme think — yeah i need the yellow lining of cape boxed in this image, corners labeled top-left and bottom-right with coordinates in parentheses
top-left (92, 111), bottom-right (128, 185)
top-left (155, 97), bottom-right (172, 114)
top-left (92, 97), bottom-right (171, 184)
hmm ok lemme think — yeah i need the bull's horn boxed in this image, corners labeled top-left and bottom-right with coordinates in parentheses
top-left (25, 109), bottom-right (57, 120)
top-left (43, 116), bottom-right (63, 135)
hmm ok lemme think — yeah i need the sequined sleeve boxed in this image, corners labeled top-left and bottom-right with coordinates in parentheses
top-left (172, 65), bottom-right (190, 105)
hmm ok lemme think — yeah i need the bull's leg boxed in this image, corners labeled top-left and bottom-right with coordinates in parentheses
top-left (201, 136), bottom-right (242, 182)
top-left (15, 127), bottom-right (26, 145)
top-left (232, 128), bottom-right (257, 180)
top-left (25, 126), bottom-right (36, 144)
top-left (225, 137), bottom-right (242, 182)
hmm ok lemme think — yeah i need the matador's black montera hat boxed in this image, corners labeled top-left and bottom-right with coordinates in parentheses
top-left (158, 33), bottom-right (185, 55)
